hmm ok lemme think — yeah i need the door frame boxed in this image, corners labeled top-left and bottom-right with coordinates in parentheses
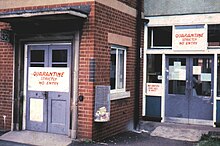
top-left (164, 55), bottom-right (214, 125)
top-left (23, 42), bottom-right (73, 134)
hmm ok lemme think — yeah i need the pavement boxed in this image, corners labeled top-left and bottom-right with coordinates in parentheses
top-left (1, 121), bottom-right (220, 146)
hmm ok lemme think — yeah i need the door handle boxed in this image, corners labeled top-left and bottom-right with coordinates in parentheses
top-left (43, 91), bottom-right (48, 99)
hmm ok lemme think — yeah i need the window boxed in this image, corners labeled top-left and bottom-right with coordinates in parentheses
top-left (148, 26), bottom-right (172, 48)
top-left (146, 54), bottom-right (162, 83)
top-left (110, 46), bottom-right (126, 92)
top-left (217, 55), bottom-right (220, 96)
top-left (208, 24), bottom-right (220, 46)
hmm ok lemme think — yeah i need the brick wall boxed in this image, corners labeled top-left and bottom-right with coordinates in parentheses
top-left (0, 0), bottom-right (143, 141)
top-left (77, 2), bottom-right (95, 139)
top-left (91, 2), bottom-right (138, 140)
top-left (0, 22), bottom-right (13, 131)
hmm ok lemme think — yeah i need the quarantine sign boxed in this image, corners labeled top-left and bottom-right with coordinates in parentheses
top-left (173, 25), bottom-right (207, 51)
top-left (28, 67), bottom-right (70, 92)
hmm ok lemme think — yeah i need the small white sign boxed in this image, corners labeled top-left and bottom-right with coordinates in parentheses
top-left (193, 66), bottom-right (202, 75)
top-left (30, 98), bottom-right (43, 122)
top-left (200, 73), bottom-right (211, 82)
top-left (146, 83), bottom-right (162, 96)
top-left (173, 25), bottom-right (207, 51)
top-left (169, 66), bottom-right (186, 80)
top-left (28, 67), bottom-right (70, 92)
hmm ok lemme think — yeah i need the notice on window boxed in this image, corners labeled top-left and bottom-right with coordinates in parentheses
top-left (169, 66), bottom-right (186, 80)
top-left (174, 61), bottom-right (181, 70)
top-left (30, 98), bottom-right (43, 122)
top-left (173, 25), bottom-right (207, 51)
top-left (146, 83), bottom-right (162, 96)
top-left (28, 67), bottom-right (70, 92)
top-left (193, 66), bottom-right (202, 75)
top-left (200, 73), bottom-right (211, 81)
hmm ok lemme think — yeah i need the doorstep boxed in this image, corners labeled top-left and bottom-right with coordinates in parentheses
top-left (0, 130), bottom-right (72, 146)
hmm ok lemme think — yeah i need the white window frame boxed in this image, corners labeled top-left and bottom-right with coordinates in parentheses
top-left (148, 26), bottom-right (173, 49)
top-left (110, 45), bottom-right (127, 93)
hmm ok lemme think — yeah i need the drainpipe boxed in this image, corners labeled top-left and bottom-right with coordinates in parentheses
top-left (134, 0), bottom-right (142, 130)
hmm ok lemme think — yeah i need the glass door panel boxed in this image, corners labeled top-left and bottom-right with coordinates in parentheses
top-left (189, 57), bottom-right (213, 121)
top-left (165, 56), bottom-right (189, 120)
top-left (168, 58), bottom-right (187, 95)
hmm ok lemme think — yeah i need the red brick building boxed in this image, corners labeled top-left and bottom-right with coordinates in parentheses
top-left (0, 0), bottom-right (143, 140)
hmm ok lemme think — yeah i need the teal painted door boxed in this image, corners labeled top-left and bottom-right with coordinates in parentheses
top-left (26, 44), bottom-right (71, 135)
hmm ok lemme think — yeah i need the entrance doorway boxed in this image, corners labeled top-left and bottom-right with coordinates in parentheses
top-left (165, 55), bottom-right (213, 125)
top-left (26, 44), bottom-right (71, 135)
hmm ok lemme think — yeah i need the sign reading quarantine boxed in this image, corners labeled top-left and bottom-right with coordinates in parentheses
top-left (173, 25), bottom-right (207, 51)
top-left (28, 67), bottom-right (70, 92)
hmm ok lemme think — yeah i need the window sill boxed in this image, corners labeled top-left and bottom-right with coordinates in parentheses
top-left (110, 91), bottom-right (130, 101)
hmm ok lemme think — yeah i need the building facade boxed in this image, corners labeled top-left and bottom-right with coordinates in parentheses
top-left (0, 0), bottom-right (143, 140)
top-left (143, 0), bottom-right (220, 126)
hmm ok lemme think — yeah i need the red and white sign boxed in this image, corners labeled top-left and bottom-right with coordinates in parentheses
top-left (28, 67), bottom-right (70, 92)
top-left (146, 83), bottom-right (162, 96)
top-left (173, 25), bottom-right (207, 50)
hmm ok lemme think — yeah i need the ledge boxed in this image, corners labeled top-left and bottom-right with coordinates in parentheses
top-left (110, 91), bottom-right (130, 101)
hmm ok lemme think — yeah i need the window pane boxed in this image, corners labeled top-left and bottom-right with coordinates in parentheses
top-left (208, 24), bottom-right (220, 46)
top-left (146, 54), bottom-right (162, 83)
top-left (52, 50), bottom-right (67, 62)
top-left (110, 49), bottom-right (116, 90)
top-left (117, 49), bottom-right (124, 89)
top-left (31, 50), bottom-right (44, 62)
top-left (30, 64), bottom-right (44, 67)
top-left (217, 56), bottom-right (220, 96)
top-left (52, 64), bottom-right (67, 67)
top-left (193, 58), bottom-right (212, 96)
top-left (168, 58), bottom-right (186, 95)
top-left (148, 27), bottom-right (172, 48)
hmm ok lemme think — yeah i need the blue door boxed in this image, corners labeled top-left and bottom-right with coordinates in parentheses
top-left (26, 44), bottom-right (71, 135)
top-left (165, 55), bottom-right (213, 124)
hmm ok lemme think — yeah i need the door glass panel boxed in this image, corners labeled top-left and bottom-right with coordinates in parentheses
top-left (52, 50), bottom-right (67, 62)
top-left (168, 58), bottom-right (186, 95)
top-left (52, 64), bottom-right (67, 67)
top-left (192, 58), bottom-right (212, 96)
top-left (30, 64), bottom-right (44, 67)
top-left (31, 50), bottom-right (44, 62)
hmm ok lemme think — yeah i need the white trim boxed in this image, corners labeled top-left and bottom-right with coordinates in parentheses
top-left (22, 45), bottom-right (28, 130)
top-left (145, 13), bottom-right (220, 26)
top-left (150, 46), bottom-right (172, 49)
top-left (110, 91), bottom-right (130, 101)
top-left (213, 53), bottom-right (218, 126)
top-left (208, 46), bottom-right (220, 49)
top-left (24, 43), bottom-right (71, 46)
top-left (161, 54), bottom-right (166, 123)
top-left (150, 28), bottom-right (153, 48)
top-left (142, 24), bottom-right (148, 116)
top-left (145, 49), bottom-right (220, 55)
top-left (110, 45), bottom-right (127, 93)
top-left (164, 117), bottom-right (213, 126)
